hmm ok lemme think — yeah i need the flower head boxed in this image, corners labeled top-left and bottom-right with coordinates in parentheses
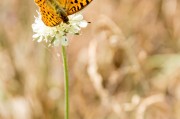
top-left (32, 11), bottom-right (88, 46)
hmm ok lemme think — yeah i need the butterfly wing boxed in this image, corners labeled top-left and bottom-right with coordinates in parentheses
top-left (56, 0), bottom-right (68, 8)
top-left (66, 0), bottom-right (93, 15)
top-left (40, 4), bottom-right (63, 26)
top-left (35, 0), bottom-right (68, 26)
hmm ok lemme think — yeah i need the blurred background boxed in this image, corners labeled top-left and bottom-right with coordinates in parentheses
top-left (0, 0), bottom-right (180, 119)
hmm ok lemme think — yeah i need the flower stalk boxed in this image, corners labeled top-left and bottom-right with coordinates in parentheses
top-left (61, 45), bottom-right (69, 119)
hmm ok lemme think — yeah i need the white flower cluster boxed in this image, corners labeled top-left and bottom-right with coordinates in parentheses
top-left (32, 12), bottom-right (88, 46)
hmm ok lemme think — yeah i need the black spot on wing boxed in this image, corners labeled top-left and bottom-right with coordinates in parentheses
top-left (74, 0), bottom-right (78, 3)
top-left (69, 6), bottom-right (76, 13)
top-left (86, 0), bottom-right (90, 4)
top-left (80, 3), bottom-right (84, 8)
top-left (77, 6), bottom-right (80, 10)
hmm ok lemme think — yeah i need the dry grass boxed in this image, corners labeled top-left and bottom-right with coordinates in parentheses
top-left (0, 0), bottom-right (180, 119)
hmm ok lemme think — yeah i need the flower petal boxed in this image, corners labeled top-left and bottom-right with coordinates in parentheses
top-left (60, 36), bottom-right (69, 46)
top-left (79, 20), bottom-right (88, 28)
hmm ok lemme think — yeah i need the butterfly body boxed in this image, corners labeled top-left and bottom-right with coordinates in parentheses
top-left (34, 0), bottom-right (93, 27)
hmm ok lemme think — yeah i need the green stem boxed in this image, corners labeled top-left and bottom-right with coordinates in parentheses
top-left (61, 45), bottom-right (69, 119)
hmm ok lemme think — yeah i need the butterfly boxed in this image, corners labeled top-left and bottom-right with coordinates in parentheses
top-left (34, 0), bottom-right (93, 27)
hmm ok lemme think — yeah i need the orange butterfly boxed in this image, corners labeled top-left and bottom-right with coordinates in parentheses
top-left (34, 0), bottom-right (93, 27)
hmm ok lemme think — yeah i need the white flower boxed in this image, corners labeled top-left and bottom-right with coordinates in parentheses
top-left (32, 11), bottom-right (88, 46)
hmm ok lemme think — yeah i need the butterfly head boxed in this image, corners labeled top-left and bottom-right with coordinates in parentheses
top-left (62, 15), bottom-right (69, 23)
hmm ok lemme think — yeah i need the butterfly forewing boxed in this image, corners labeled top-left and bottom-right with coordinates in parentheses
top-left (66, 0), bottom-right (93, 15)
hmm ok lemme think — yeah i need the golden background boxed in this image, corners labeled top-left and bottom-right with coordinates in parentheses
top-left (0, 0), bottom-right (180, 119)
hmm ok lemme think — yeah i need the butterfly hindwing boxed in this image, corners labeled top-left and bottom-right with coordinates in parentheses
top-left (41, 11), bottom-right (63, 27)
top-left (39, 1), bottom-right (63, 26)
top-left (66, 0), bottom-right (93, 15)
